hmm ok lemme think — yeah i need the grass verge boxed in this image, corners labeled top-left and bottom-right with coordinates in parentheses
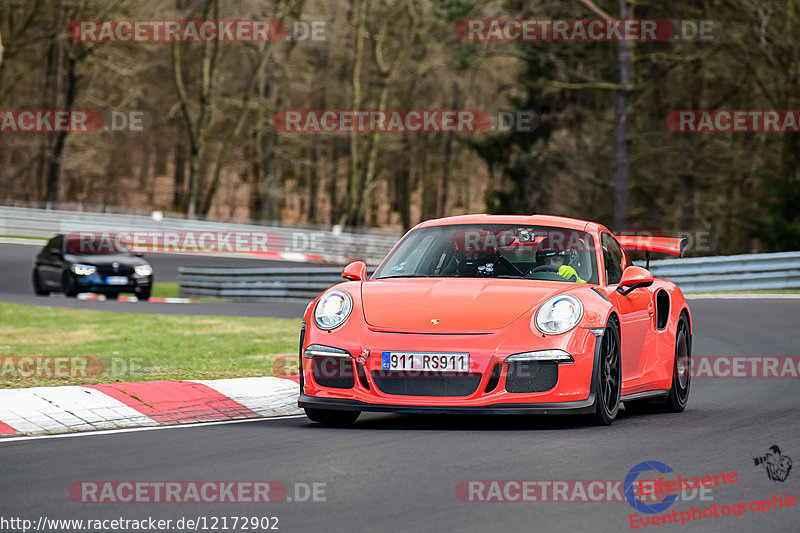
top-left (0, 301), bottom-right (301, 388)
top-left (150, 282), bottom-right (180, 299)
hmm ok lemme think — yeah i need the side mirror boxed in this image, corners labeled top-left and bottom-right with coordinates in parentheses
top-left (49, 248), bottom-right (62, 257)
top-left (617, 266), bottom-right (654, 296)
top-left (342, 261), bottom-right (367, 281)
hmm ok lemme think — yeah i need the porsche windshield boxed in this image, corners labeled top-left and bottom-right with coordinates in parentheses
top-left (373, 224), bottom-right (598, 284)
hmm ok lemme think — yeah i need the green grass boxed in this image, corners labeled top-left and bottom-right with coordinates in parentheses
top-left (150, 282), bottom-right (180, 298)
top-left (0, 235), bottom-right (46, 240)
top-left (0, 302), bottom-right (301, 388)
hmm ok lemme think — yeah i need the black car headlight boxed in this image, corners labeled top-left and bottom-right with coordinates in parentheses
top-left (71, 264), bottom-right (97, 276)
top-left (134, 265), bottom-right (153, 277)
top-left (314, 290), bottom-right (353, 330)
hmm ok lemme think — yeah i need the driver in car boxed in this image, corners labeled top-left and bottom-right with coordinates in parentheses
top-left (533, 237), bottom-right (587, 283)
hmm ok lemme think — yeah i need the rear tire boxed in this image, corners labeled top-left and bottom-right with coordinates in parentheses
top-left (305, 408), bottom-right (360, 426)
top-left (592, 317), bottom-right (621, 426)
top-left (663, 314), bottom-right (691, 413)
top-left (107, 293), bottom-right (120, 300)
top-left (32, 270), bottom-right (49, 296)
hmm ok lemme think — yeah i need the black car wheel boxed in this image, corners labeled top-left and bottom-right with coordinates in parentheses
top-left (663, 314), bottom-right (691, 412)
top-left (135, 288), bottom-right (151, 301)
top-left (305, 408), bottom-right (360, 426)
top-left (592, 316), bottom-right (621, 426)
top-left (107, 293), bottom-right (120, 300)
top-left (32, 270), bottom-right (50, 296)
top-left (61, 271), bottom-right (78, 297)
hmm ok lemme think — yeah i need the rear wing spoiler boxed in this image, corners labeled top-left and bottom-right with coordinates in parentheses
top-left (615, 236), bottom-right (687, 257)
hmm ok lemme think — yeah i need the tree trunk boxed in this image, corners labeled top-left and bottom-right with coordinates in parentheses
top-left (420, 138), bottom-right (437, 220)
top-left (43, 0), bottom-right (65, 203)
top-left (614, 0), bottom-right (632, 230)
top-left (172, 143), bottom-right (187, 211)
top-left (343, 0), bottom-right (368, 227)
top-left (439, 82), bottom-right (459, 217)
top-left (172, 0), bottom-right (221, 217)
top-left (308, 141), bottom-right (321, 223)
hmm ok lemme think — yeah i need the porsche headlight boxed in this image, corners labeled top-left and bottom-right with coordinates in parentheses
top-left (134, 265), bottom-right (153, 277)
top-left (534, 295), bottom-right (583, 335)
top-left (71, 264), bottom-right (96, 276)
top-left (314, 290), bottom-right (353, 330)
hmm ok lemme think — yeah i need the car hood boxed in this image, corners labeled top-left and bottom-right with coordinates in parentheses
top-left (63, 254), bottom-right (149, 266)
top-left (361, 278), bottom-right (568, 332)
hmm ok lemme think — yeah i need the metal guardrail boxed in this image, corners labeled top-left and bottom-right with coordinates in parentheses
top-left (179, 251), bottom-right (800, 301)
top-left (0, 206), bottom-right (399, 264)
top-left (646, 251), bottom-right (800, 292)
top-left (179, 266), bottom-right (377, 300)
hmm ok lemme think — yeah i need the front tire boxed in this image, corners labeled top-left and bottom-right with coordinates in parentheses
top-left (135, 288), bottom-right (151, 301)
top-left (592, 316), bottom-right (621, 426)
top-left (663, 314), bottom-right (691, 412)
top-left (305, 408), bottom-right (360, 426)
top-left (62, 271), bottom-right (78, 297)
top-left (33, 270), bottom-right (49, 296)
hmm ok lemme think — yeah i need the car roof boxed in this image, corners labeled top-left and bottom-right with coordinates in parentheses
top-left (416, 214), bottom-right (606, 234)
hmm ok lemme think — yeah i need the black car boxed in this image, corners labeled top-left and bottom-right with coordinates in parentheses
top-left (32, 234), bottom-right (153, 300)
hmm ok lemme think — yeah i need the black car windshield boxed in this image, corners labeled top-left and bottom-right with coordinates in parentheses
top-left (373, 224), bottom-right (599, 284)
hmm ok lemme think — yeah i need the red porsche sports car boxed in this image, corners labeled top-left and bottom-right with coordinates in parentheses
top-left (298, 214), bottom-right (691, 425)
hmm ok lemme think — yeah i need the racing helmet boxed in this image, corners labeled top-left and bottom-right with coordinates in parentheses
top-left (536, 235), bottom-right (580, 269)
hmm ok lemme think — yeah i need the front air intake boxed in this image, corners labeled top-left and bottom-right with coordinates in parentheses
top-left (371, 371), bottom-right (482, 396)
top-left (505, 361), bottom-right (558, 393)
top-left (312, 357), bottom-right (355, 389)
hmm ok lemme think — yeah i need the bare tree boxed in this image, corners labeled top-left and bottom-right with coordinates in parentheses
top-left (172, 0), bottom-right (221, 217)
top-left (572, 0), bottom-right (630, 230)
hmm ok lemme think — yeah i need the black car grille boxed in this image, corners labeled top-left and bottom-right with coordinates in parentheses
top-left (371, 370), bottom-right (482, 397)
top-left (311, 356), bottom-right (355, 389)
top-left (95, 264), bottom-right (135, 276)
top-left (505, 361), bottom-right (558, 393)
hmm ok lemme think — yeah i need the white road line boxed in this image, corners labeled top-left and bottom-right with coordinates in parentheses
top-left (0, 414), bottom-right (308, 443)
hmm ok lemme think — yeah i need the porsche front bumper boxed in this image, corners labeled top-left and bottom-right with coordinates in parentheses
top-left (299, 327), bottom-right (603, 415)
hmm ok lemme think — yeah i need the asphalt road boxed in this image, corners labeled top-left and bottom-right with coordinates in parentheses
top-left (0, 242), bottom-right (309, 317)
top-left (1, 299), bottom-right (798, 532)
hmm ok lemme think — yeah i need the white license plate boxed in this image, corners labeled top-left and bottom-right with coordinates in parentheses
top-left (106, 276), bottom-right (128, 285)
top-left (381, 352), bottom-right (470, 372)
